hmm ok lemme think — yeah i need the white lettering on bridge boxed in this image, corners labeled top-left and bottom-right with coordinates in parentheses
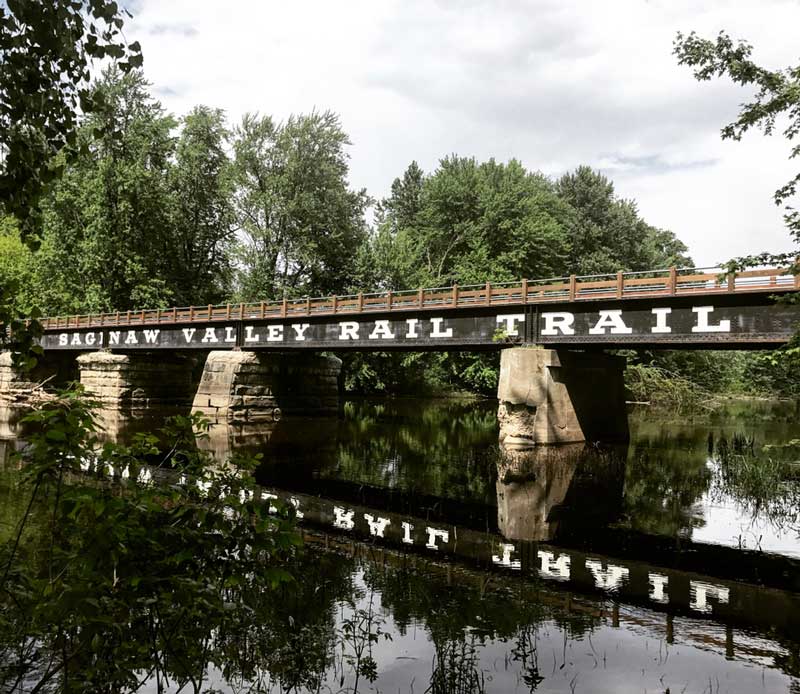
top-left (50, 304), bottom-right (739, 349)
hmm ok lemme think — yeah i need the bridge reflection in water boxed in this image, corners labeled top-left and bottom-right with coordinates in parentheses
top-left (4, 398), bottom-right (800, 690)
top-left (91, 403), bottom-right (799, 656)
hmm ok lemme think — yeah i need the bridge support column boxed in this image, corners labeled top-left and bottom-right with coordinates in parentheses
top-left (0, 351), bottom-right (79, 407)
top-left (77, 352), bottom-right (196, 411)
top-left (497, 347), bottom-right (628, 446)
top-left (192, 351), bottom-right (341, 423)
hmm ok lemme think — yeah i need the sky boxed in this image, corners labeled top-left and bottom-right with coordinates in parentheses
top-left (125, 0), bottom-right (800, 268)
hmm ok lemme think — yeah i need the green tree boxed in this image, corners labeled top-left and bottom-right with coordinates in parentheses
top-left (361, 157), bottom-right (575, 292)
top-left (37, 68), bottom-right (176, 314)
top-left (556, 166), bottom-right (691, 274)
top-left (0, 216), bottom-right (36, 316)
top-left (232, 110), bottom-right (370, 300)
top-left (166, 106), bottom-right (235, 305)
top-left (1, 392), bottom-right (300, 693)
top-left (359, 161), bottom-right (426, 290)
top-left (346, 157), bottom-right (690, 396)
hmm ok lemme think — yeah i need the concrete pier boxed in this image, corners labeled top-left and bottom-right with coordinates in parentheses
top-left (192, 351), bottom-right (341, 423)
top-left (77, 351), bottom-right (196, 411)
top-left (497, 347), bottom-right (628, 446)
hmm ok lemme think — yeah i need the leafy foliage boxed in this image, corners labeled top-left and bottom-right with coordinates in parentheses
top-left (0, 0), bottom-right (142, 242)
top-left (37, 69), bottom-right (176, 313)
top-left (33, 71), bottom-right (237, 314)
top-left (556, 166), bottom-right (691, 274)
top-left (0, 388), bottom-right (301, 693)
top-left (232, 110), bottom-right (370, 300)
top-left (0, 0), bottom-right (141, 368)
top-left (167, 106), bottom-right (236, 305)
top-left (625, 362), bottom-right (718, 414)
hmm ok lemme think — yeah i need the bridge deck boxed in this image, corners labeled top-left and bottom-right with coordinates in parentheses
top-left (40, 265), bottom-right (799, 331)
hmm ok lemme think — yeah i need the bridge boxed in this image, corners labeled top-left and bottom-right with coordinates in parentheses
top-left (3, 265), bottom-right (798, 447)
top-left (38, 265), bottom-right (800, 351)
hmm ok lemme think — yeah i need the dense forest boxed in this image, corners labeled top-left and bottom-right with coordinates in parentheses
top-left (1, 68), bottom-right (797, 398)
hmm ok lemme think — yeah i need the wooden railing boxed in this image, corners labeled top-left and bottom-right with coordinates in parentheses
top-left (39, 265), bottom-right (799, 331)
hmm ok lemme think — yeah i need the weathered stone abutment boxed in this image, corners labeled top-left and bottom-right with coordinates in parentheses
top-left (192, 350), bottom-right (341, 423)
top-left (497, 347), bottom-right (628, 446)
top-left (77, 352), bottom-right (197, 411)
top-left (0, 351), bottom-right (79, 406)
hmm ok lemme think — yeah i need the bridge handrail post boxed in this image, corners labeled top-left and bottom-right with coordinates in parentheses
top-left (126, 310), bottom-right (131, 324)
top-left (358, 292), bottom-right (364, 312)
top-left (306, 297), bottom-right (311, 315)
top-left (668, 267), bottom-right (677, 295)
top-left (173, 307), bottom-right (177, 323)
top-left (485, 281), bottom-right (491, 305)
top-left (260, 301), bottom-right (266, 319)
top-left (522, 279), bottom-right (528, 304)
top-left (282, 297), bottom-right (288, 317)
top-left (568, 275), bottom-right (576, 301)
top-left (188, 306), bottom-right (194, 322)
top-left (616, 271), bottom-right (623, 299)
top-left (226, 303), bottom-right (231, 319)
top-left (140, 309), bottom-right (145, 323)
top-left (239, 302), bottom-right (245, 319)
top-left (417, 288), bottom-right (423, 307)
top-left (387, 291), bottom-right (393, 310)
top-left (452, 283), bottom-right (459, 306)
top-left (207, 304), bottom-right (212, 320)
top-left (155, 308), bottom-right (160, 324)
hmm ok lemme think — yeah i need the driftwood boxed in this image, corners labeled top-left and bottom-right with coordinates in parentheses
top-left (0, 374), bottom-right (57, 408)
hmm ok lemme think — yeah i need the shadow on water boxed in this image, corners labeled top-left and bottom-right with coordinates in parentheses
top-left (2, 396), bottom-right (800, 691)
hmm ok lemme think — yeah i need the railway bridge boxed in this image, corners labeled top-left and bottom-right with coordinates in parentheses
top-left (5, 265), bottom-right (800, 445)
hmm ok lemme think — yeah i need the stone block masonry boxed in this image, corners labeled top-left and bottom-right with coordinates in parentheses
top-left (0, 351), bottom-right (79, 407)
top-left (77, 352), bottom-right (196, 411)
top-left (497, 347), bottom-right (628, 445)
top-left (192, 351), bottom-right (341, 422)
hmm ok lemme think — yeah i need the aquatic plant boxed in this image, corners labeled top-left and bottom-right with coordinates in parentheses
top-left (710, 434), bottom-right (800, 531)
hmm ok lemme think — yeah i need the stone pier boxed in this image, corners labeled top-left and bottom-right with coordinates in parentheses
top-left (77, 352), bottom-right (197, 411)
top-left (192, 351), bottom-right (341, 423)
top-left (497, 347), bottom-right (628, 446)
top-left (0, 351), bottom-right (79, 406)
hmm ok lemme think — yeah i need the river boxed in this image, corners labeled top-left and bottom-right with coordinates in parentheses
top-left (1, 397), bottom-right (799, 693)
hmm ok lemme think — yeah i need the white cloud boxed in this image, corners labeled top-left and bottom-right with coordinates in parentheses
top-left (127, 0), bottom-right (799, 266)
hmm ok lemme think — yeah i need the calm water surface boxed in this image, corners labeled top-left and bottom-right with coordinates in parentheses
top-left (2, 397), bottom-right (800, 693)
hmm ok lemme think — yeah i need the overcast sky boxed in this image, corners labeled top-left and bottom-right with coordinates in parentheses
top-left (126, 0), bottom-right (799, 267)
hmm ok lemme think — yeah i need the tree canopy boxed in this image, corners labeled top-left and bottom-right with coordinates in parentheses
top-left (359, 157), bottom-right (689, 294)
top-left (232, 111), bottom-right (370, 300)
